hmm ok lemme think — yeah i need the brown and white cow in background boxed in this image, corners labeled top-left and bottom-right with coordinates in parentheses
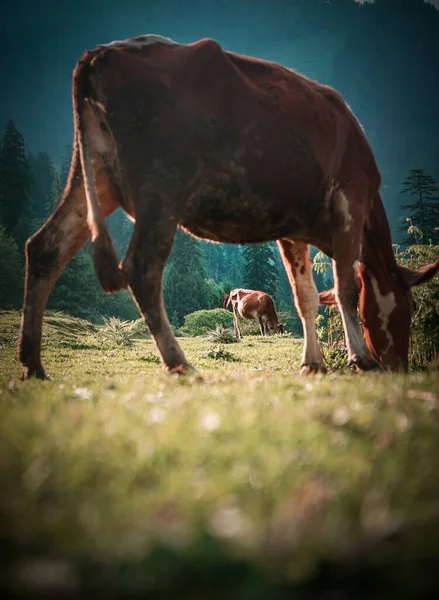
top-left (17, 34), bottom-right (439, 379)
top-left (223, 289), bottom-right (284, 338)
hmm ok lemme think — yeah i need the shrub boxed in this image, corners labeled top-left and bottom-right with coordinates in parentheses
top-left (395, 243), bottom-right (439, 368)
top-left (207, 324), bottom-right (238, 344)
top-left (131, 318), bottom-right (151, 338)
top-left (203, 344), bottom-right (239, 361)
top-left (325, 344), bottom-right (348, 370)
top-left (180, 309), bottom-right (233, 336)
top-left (138, 353), bottom-right (161, 364)
top-left (96, 316), bottom-right (138, 347)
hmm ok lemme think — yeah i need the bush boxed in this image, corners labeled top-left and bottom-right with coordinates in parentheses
top-left (324, 344), bottom-right (348, 370)
top-left (131, 318), bottom-right (151, 338)
top-left (203, 344), bottom-right (239, 361)
top-left (180, 309), bottom-right (233, 336)
top-left (207, 324), bottom-right (238, 344)
top-left (138, 353), bottom-right (161, 364)
top-left (96, 316), bottom-right (138, 347)
top-left (395, 243), bottom-right (439, 368)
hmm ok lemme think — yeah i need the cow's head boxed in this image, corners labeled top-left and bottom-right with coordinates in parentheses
top-left (268, 323), bottom-right (285, 335)
top-left (319, 258), bottom-right (439, 371)
top-left (223, 293), bottom-right (230, 309)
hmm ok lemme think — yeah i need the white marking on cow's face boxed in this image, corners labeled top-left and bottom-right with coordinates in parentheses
top-left (370, 276), bottom-right (396, 354)
top-left (336, 190), bottom-right (353, 232)
top-left (324, 181), bottom-right (334, 207)
top-left (325, 179), bottom-right (340, 212)
top-left (353, 260), bottom-right (360, 278)
top-left (103, 34), bottom-right (177, 49)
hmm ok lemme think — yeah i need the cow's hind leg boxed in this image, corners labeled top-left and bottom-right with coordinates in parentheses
top-left (232, 306), bottom-right (242, 339)
top-left (122, 205), bottom-right (190, 374)
top-left (331, 189), bottom-right (382, 371)
top-left (18, 164), bottom-right (117, 380)
top-left (19, 174), bottom-right (88, 379)
top-left (278, 240), bottom-right (327, 374)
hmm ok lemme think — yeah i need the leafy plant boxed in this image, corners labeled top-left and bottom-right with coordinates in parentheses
top-left (317, 306), bottom-right (344, 347)
top-left (131, 318), bottom-right (151, 338)
top-left (207, 324), bottom-right (238, 344)
top-left (312, 250), bottom-right (332, 276)
top-left (138, 353), bottom-right (161, 364)
top-left (394, 241), bottom-right (439, 368)
top-left (325, 344), bottom-right (348, 370)
top-left (316, 305), bottom-right (348, 369)
top-left (203, 344), bottom-right (239, 361)
top-left (96, 316), bottom-right (138, 347)
top-left (52, 340), bottom-right (101, 350)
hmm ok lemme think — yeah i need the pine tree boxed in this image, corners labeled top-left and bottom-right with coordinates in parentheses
top-left (59, 144), bottom-right (72, 191)
top-left (201, 242), bottom-right (245, 287)
top-left (48, 168), bottom-right (63, 213)
top-left (0, 225), bottom-right (23, 308)
top-left (201, 241), bottom-right (227, 281)
top-left (163, 229), bottom-right (212, 325)
top-left (222, 245), bottom-right (245, 287)
top-left (107, 209), bottom-right (134, 257)
top-left (28, 151), bottom-right (57, 218)
top-left (242, 242), bottom-right (279, 297)
top-left (398, 169), bottom-right (439, 245)
top-left (0, 120), bottom-right (33, 245)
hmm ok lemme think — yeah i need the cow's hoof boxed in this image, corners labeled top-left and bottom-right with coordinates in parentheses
top-left (300, 362), bottom-right (328, 375)
top-left (20, 365), bottom-right (48, 381)
top-left (167, 363), bottom-right (190, 375)
top-left (166, 363), bottom-right (203, 381)
top-left (348, 355), bottom-right (383, 372)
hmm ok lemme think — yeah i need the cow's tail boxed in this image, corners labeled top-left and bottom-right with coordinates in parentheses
top-left (73, 52), bottom-right (127, 293)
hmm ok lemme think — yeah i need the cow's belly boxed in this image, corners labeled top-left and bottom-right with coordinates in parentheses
top-left (179, 176), bottom-right (331, 246)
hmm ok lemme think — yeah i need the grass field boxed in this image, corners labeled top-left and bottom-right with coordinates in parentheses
top-left (1, 310), bottom-right (439, 598)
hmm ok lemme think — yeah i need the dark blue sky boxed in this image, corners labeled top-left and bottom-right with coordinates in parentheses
top-left (1, 0), bottom-right (438, 182)
top-left (3, 0), bottom-right (335, 161)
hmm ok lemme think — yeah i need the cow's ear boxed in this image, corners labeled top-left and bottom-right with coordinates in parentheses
top-left (397, 259), bottom-right (439, 288)
top-left (319, 288), bottom-right (337, 305)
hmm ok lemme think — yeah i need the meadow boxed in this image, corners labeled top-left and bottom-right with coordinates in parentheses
top-left (1, 310), bottom-right (439, 598)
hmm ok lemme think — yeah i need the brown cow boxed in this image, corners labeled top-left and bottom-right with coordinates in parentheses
top-left (17, 35), bottom-right (439, 379)
top-left (223, 289), bottom-right (284, 338)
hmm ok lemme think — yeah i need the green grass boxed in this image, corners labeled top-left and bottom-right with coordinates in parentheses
top-left (1, 310), bottom-right (439, 598)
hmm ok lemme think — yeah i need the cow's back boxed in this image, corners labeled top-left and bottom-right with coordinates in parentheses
top-left (81, 36), bottom-right (380, 249)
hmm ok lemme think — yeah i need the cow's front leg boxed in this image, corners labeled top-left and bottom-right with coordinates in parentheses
top-left (331, 190), bottom-right (382, 372)
top-left (277, 240), bottom-right (327, 374)
top-left (124, 204), bottom-right (191, 374)
top-left (257, 315), bottom-right (266, 336)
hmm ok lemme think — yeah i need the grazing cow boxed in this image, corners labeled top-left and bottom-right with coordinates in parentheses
top-left (17, 35), bottom-right (439, 379)
top-left (223, 289), bottom-right (284, 338)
